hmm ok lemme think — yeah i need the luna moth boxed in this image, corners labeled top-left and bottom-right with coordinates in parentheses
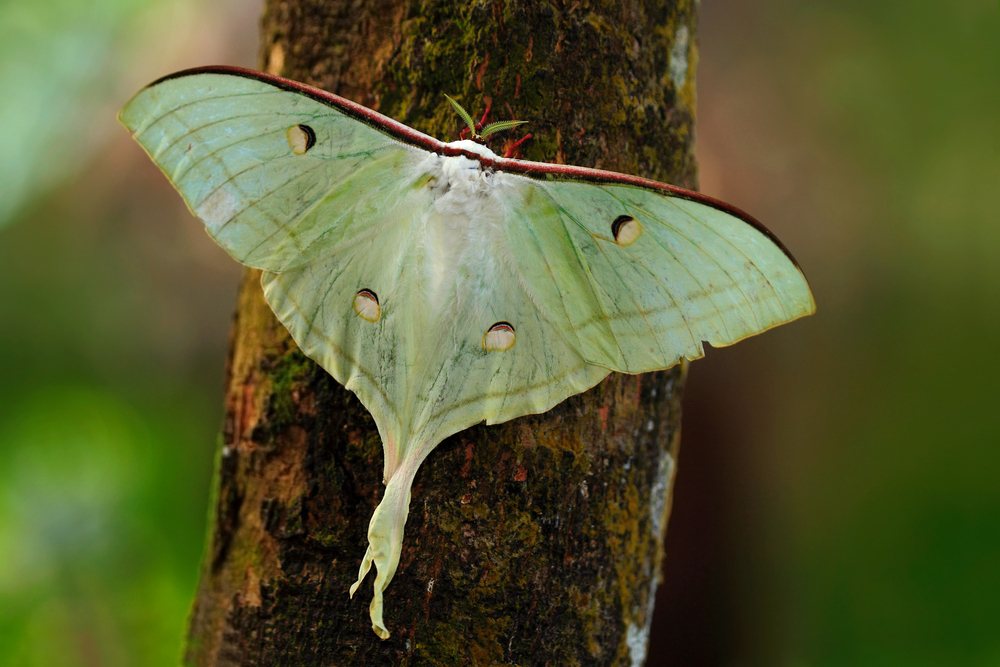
top-left (119, 65), bottom-right (815, 640)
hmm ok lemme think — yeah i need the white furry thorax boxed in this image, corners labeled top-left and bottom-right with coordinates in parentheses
top-left (415, 142), bottom-right (516, 316)
top-left (418, 141), bottom-right (511, 216)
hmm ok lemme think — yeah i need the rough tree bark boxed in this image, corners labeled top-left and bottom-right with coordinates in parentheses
top-left (184, 1), bottom-right (699, 665)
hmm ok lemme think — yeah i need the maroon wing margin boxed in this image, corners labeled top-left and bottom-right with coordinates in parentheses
top-left (147, 65), bottom-right (444, 153)
top-left (145, 65), bottom-right (803, 270)
top-left (484, 157), bottom-right (805, 271)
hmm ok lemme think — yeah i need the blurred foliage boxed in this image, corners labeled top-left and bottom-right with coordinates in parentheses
top-left (671, 1), bottom-right (1000, 665)
top-left (0, 0), bottom-right (154, 227)
top-left (789, 2), bottom-right (1000, 663)
top-left (0, 386), bottom-right (216, 666)
top-left (0, 0), bottom-right (997, 665)
top-left (0, 168), bottom-right (237, 663)
top-left (0, 0), bottom-right (255, 663)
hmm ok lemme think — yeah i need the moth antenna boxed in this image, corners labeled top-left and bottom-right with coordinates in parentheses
top-left (477, 101), bottom-right (491, 130)
top-left (481, 119), bottom-right (528, 138)
top-left (445, 94), bottom-right (477, 137)
top-left (502, 132), bottom-right (533, 158)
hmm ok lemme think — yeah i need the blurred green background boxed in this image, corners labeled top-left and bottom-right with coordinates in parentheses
top-left (0, 0), bottom-right (996, 665)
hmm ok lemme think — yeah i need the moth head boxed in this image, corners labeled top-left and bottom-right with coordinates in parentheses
top-left (445, 94), bottom-right (528, 147)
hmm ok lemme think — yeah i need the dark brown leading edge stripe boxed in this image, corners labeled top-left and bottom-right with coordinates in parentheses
top-left (142, 66), bottom-right (808, 274)
top-left (147, 66), bottom-right (445, 153)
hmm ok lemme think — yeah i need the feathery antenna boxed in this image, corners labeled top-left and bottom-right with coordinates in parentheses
top-left (444, 95), bottom-right (477, 137)
top-left (445, 95), bottom-right (527, 145)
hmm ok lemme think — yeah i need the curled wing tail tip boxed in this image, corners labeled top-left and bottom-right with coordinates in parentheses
top-left (350, 544), bottom-right (375, 599)
top-left (348, 467), bottom-right (417, 638)
top-left (371, 598), bottom-right (390, 639)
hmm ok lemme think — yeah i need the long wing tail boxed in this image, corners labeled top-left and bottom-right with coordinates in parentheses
top-left (348, 449), bottom-right (422, 639)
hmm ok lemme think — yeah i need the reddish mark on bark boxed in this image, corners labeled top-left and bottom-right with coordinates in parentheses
top-left (514, 74), bottom-right (521, 98)
top-left (491, 2), bottom-right (502, 26)
top-left (243, 566), bottom-right (262, 606)
top-left (518, 423), bottom-right (538, 450)
top-left (475, 52), bottom-right (490, 90)
top-left (597, 405), bottom-right (609, 432)
top-left (629, 376), bottom-right (643, 405)
top-left (232, 381), bottom-right (257, 444)
top-left (298, 391), bottom-right (315, 416)
top-left (528, 585), bottom-right (540, 618)
top-left (514, 466), bottom-right (528, 482)
top-left (525, 36), bottom-right (533, 62)
top-left (461, 442), bottom-right (474, 477)
top-left (496, 500), bottom-right (506, 542)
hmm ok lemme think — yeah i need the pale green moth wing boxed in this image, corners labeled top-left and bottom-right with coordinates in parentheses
top-left (119, 70), bottom-right (431, 272)
top-left (120, 66), bottom-right (814, 640)
top-left (499, 178), bottom-right (815, 373)
top-left (261, 185), bottom-right (609, 635)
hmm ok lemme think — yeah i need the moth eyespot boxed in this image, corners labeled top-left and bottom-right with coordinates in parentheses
top-left (353, 289), bottom-right (380, 322)
top-left (287, 124), bottom-right (316, 155)
top-left (483, 322), bottom-right (516, 351)
top-left (611, 215), bottom-right (642, 246)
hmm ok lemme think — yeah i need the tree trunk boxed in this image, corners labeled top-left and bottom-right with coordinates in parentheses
top-left (184, 1), bottom-right (698, 664)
